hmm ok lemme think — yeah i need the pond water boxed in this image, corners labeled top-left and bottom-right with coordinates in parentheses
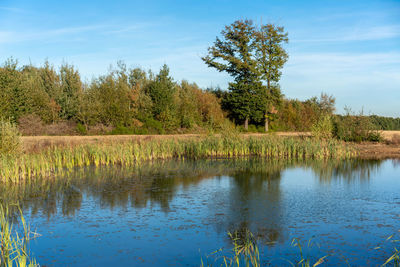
top-left (3, 159), bottom-right (400, 266)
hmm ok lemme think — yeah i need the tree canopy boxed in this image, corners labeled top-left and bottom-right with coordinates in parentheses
top-left (202, 19), bottom-right (288, 131)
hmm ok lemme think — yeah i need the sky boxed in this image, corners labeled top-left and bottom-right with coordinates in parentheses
top-left (0, 0), bottom-right (399, 116)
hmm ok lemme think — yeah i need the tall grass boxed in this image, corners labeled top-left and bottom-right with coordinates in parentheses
top-left (0, 120), bottom-right (21, 156)
top-left (0, 135), bottom-right (356, 183)
top-left (201, 229), bottom-right (260, 267)
top-left (0, 205), bottom-right (38, 267)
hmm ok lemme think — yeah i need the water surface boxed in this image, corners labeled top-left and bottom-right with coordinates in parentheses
top-left (2, 159), bottom-right (400, 266)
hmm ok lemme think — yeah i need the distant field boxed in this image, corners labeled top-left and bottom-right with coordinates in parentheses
top-left (21, 131), bottom-right (400, 158)
top-left (380, 130), bottom-right (400, 141)
top-left (20, 132), bottom-right (311, 152)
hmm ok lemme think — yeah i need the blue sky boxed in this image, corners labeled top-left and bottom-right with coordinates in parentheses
top-left (0, 0), bottom-right (399, 116)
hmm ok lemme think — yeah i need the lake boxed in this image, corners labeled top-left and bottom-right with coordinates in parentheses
top-left (3, 158), bottom-right (400, 266)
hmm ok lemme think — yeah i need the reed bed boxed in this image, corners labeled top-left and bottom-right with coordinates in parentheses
top-left (0, 135), bottom-right (356, 183)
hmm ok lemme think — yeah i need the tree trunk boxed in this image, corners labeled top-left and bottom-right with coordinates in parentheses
top-left (264, 116), bottom-right (269, 132)
top-left (244, 118), bottom-right (249, 130)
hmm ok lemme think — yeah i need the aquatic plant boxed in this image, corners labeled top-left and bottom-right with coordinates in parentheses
top-left (289, 238), bottom-right (328, 267)
top-left (0, 205), bottom-right (38, 267)
top-left (201, 229), bottom-right (260, 267)
top-left (0, 120), bottom-right (21, 156)
top-left (0, 135), bottom-right (356, 183)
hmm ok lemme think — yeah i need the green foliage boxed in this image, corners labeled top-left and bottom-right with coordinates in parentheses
top-left (333, 109), bottom-right (382, 142)
top-left (369, 115), bottom-right (400, 130)
top-left (144, 64), bottom-right (179, 131)
top-left (59, 63), bottom-right (82, 120)
top-left (201, 229), bottom-right (261, 267)
top-left (0, 205), bottom-right (39, 267)
top-left (109, 125), bottom-right (136, 135)
top-left (202, 20), bottom-right (288, 130)
top-left (0, 59), bottom-right (226, 135)
top-left (0, 136), bottom-right (355, 183)
top-left (0, 120), bottom-right (21, 156)
top-left (76, 123), bottom-right (87, 135)
top-left (271, 93), bottom-right (336, 132)
top-left (311, 114), bottom-right (333, 140)
top-left (224, 81), bottom-right (265, 125)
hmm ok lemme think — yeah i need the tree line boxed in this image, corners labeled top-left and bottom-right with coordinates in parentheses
top-left (0, 19), bottom-right (397, 136)
top-left (0, 59), bottom-right (225, 135)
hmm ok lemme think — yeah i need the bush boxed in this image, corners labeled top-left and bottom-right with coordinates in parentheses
top-left (333, 109), bottom-right (382, 142)
top-left (0, 120), bottom-right (22, 156)
top-left (76, 123), bottom-right (87, 135)
top-left (17, 114), bottom-right (45, 136)
top-left (109, 125), bottom-right (135, 135)
top-left (142, 118), bottom-right (164, 134)
top-left (311, 114), bottom-right (333, 140)
top-left (44, 121), bottom-right (78, 136)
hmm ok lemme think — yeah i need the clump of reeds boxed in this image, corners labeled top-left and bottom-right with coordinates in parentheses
top-left (376, 233), bottom-right (400, 267)
top-left (290, 238), bottom-right (328, 267)
top-left (0, 135), bottom-right (357, 183)
top-left (201, 229), bottom-right (260, 267)
top-left (0, 204), bottom-right (39, 267)
top-left (0, 120), bottom-right (21, 156)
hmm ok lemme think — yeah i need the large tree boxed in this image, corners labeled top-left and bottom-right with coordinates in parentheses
top-left (254, 24), bottom-right (288, 131)
top-left (202, 19), bottom-right (260, 129)
top-left (203, 20), bottom-right (288, 131)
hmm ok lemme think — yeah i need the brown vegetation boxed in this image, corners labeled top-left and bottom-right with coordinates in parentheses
top-left (20, 131), bottom-right (400, 158)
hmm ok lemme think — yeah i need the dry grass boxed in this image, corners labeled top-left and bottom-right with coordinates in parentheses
top-left (21, 133), bottom-right (313, 153)
top-left (21, 134), bottom-right (202, 153)
top-left (382, 131), bottom-right (400, 145)
top-left (19, 131), bottom-right (400, 159)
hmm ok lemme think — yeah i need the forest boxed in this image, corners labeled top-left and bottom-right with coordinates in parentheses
top-left (0, 58), bottom-right (398, 136)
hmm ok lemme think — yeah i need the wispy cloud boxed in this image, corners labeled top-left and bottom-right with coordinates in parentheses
top-left (294, 25), bottom-right (400, 43)
top-left (0, 23), bottom-right (152, 44)
top-left (0, 6), bottom-right (26, 13)
top-left (104, 23), bottom-right (151, 35)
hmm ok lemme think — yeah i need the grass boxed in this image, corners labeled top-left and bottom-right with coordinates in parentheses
top-left (201, 229), bottom-right (260, 267)
top-left (0, 205), bottom-right (38, 267)
top-left (0, 135), bottom-right (356, 183)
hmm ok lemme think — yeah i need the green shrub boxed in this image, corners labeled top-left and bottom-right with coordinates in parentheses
top-left (142, 118), bottom-right (164, 134)
top-left (76, 123), bottom-right (87, 135)
top-left (333, 109), bottom-right (382, 142)
top-left (109, 125), bottom-right (135, 135)
top-left (311, 114), bottom-right (333, 140)
top-left (0, 120), bottom-right (21, 156)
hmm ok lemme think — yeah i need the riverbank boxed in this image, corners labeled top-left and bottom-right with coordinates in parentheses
top-left (2, 135), bottom-right (354, 183)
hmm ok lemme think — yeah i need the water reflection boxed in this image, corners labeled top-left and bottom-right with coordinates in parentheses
top-left (0, 158), bottom-right (382, 220)
top-left (1, 158), bottom-right (397, 266)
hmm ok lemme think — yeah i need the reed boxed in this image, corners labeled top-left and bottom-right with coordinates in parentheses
top-left (202, 230), bottom-right (400, 267)
top-left (201, 229), bottom-right (260, 267)
top-left (0, 135), bottom-right (357, 183)
top-left (0, 205), bottom-right (38, 267)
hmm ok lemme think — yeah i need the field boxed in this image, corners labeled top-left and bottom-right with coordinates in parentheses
top-left (20, 131), bottom-right (400, 159)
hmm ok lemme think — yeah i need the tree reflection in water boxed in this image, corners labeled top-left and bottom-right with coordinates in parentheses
top-left (0, 158), bottom-right (383, 239)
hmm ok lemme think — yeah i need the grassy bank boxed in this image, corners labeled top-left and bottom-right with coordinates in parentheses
top-left (0, 135), bottom-right (356, 183)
